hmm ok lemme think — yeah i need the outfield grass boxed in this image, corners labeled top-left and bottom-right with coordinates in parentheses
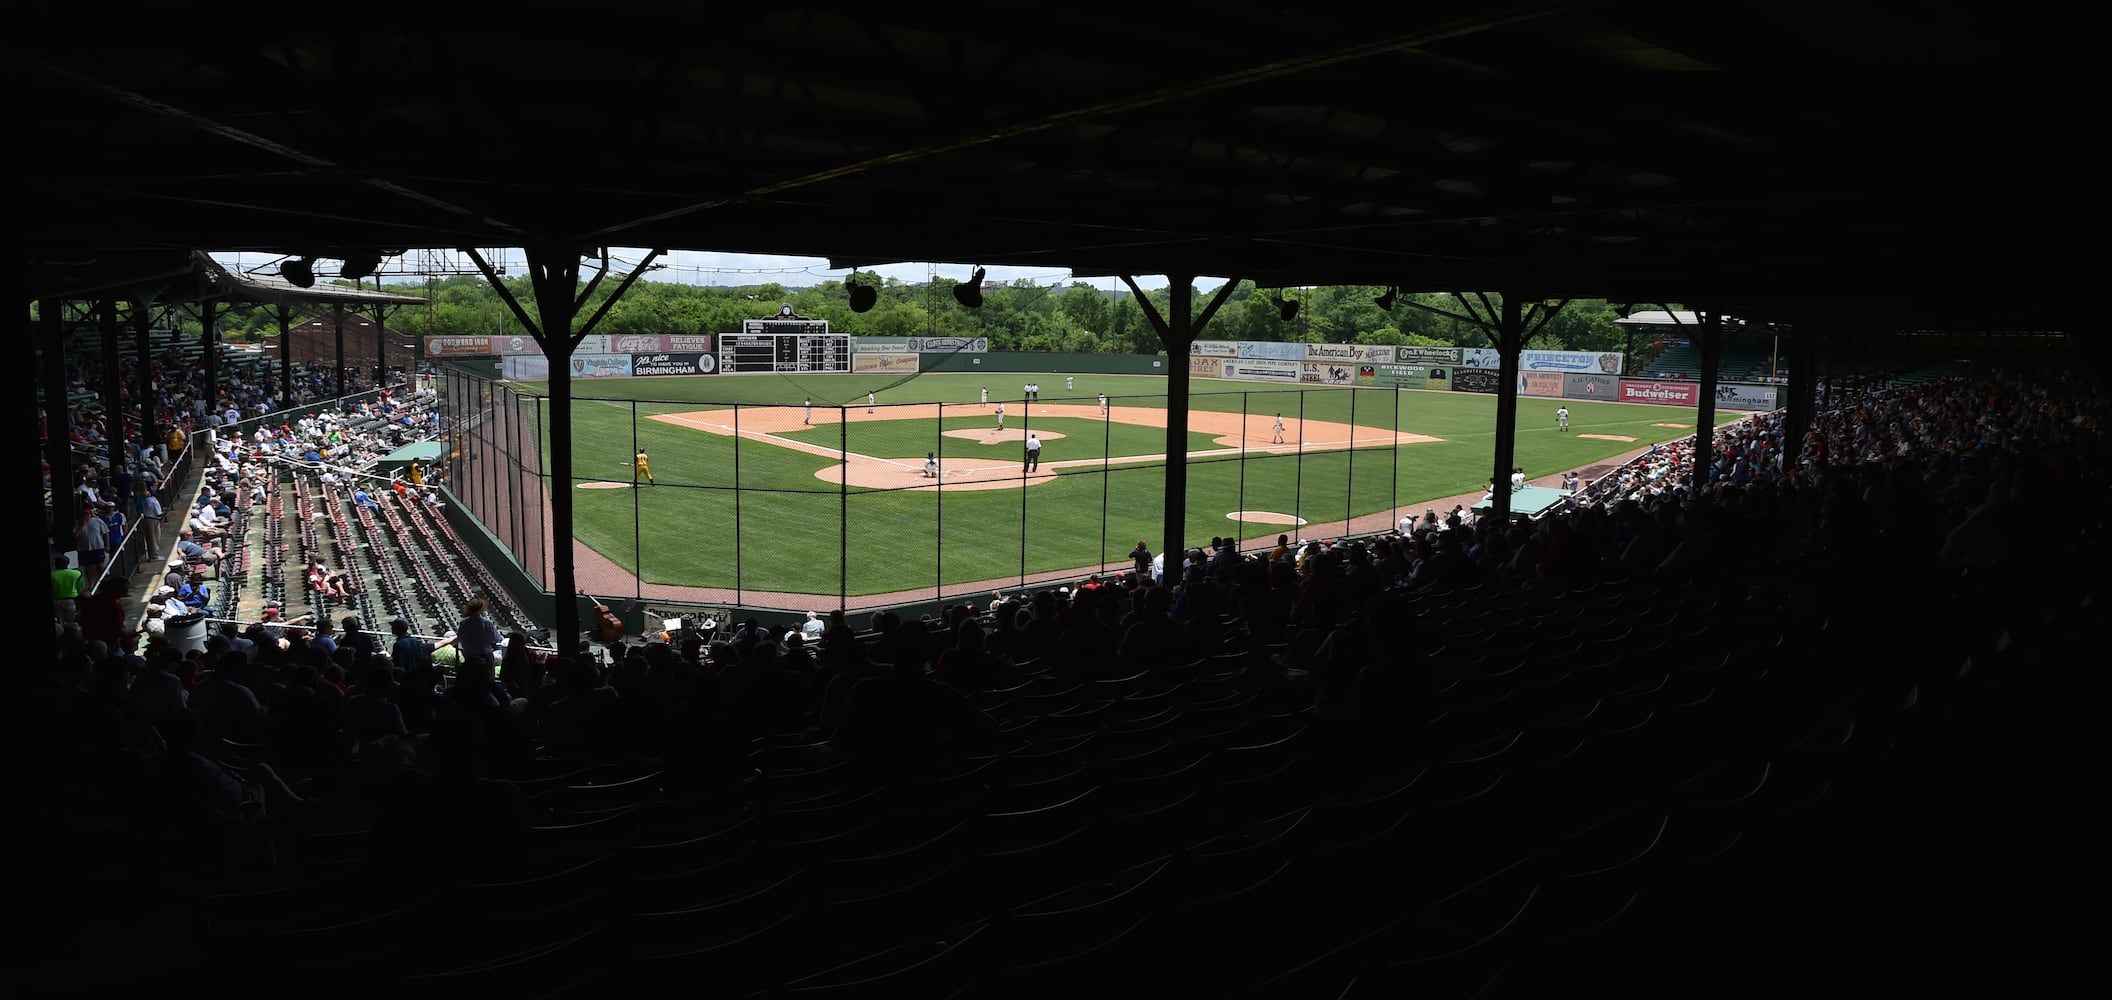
top-left (512, 371), bottom-right (1738, 596)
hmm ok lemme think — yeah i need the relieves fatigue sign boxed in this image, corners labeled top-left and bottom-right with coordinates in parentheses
top-left (1357, 364), bottom-right (1451, 390)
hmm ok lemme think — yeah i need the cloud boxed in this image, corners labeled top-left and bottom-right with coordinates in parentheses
top-left (211, 249), bottom-right (1229, 291)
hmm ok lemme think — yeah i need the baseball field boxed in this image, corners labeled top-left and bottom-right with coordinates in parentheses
top-left (505, 371), bottom-right (1735, 601)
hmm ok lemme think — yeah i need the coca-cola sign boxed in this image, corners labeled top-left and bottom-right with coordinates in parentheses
top-left (1618, 380), bottom-right (1701, 406)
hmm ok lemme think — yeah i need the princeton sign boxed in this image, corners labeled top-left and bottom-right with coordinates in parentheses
top-left (1521, 350), bottom-right (1624, 374)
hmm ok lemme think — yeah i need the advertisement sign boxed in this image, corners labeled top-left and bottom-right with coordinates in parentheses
top-left (1238, 341), bottom-right (1306, 362)
top-left (1519, 372), bottom-right (1566, 397)
top-left (1190, 340), bottom-right (1239, 357)
top-left (1306, 343), bottom-right (1392, 364)
top-left (1619, 380), bottom-right (1702, 406)
top-left (423, 336), bottom-right (494, 357)
top-left (1425, 367), bottom-right (1451, 390)
top-left (1190, 356), bottom-right (1227, 378)
top-left (501, 355), bottom-right (549, 380)
top-left (1563, 373), bottom-right (1620, 400)
top-left (1522, 350), bottom-right (1624, 374)
top-left (605, 334), bottom-right (712, 355)
top-left (1355, 363), bottom-right (1425, 388)
top-left (1224, 358), bottom-right (1300, 383)
top-left (1713, 383), bottom-right (1781, 410)
top-left (853, 352), bottom-right (920, 374)
top-left (1300, 362), bottom-right (1357, 386)
top-left (631, 352), bottom-right (716, 377)
top-left (1460, 347), bottom-right (1499, 369)
top-left (855, 337), bottom-right (912, 354)
top-left (1453, 369), bottom-right (1501, 394)
top-left (1396, 345), bottom-right (1463, 366)
top-left (569, 354), bottom-right (633, 379)
top-left (909, 336), bottom-right (987, 353)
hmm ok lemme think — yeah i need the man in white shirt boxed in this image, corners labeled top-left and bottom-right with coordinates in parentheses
top-left (1399, 512), bottom-right (1414, 535)
top-left (1025, 433), bottom-right (1042, 472)
top-left (1510, 467), bottom-right (1526, 492)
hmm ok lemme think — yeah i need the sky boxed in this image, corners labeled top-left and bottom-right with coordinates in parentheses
top-left (210, 249), bottom-right (1233, 292)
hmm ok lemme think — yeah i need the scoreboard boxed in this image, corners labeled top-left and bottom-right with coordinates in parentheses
top-left (718, 307), bottom-right (851, 374)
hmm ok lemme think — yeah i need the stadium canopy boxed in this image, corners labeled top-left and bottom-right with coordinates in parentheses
top-left (8, 2), bottom-right (2087, 326)
top-left (379, 441), bottom-right (446, 468)
top-left (1616, 310), bottom-right (1706, 328)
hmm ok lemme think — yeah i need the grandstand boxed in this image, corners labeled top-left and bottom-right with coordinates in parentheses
top-left (23, 8), bottom-right (2105, 1000)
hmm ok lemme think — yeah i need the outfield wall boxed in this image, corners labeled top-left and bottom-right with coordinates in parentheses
top-left (918, 351), bottom-right (1170, 375)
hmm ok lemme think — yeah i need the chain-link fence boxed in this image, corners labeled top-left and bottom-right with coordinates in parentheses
top-left (443, 371), bottom-right (1421, 612)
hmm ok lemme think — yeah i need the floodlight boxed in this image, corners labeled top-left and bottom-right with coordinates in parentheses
top-left (848, 281), bottom-right (878, 313)
top-left (281, 257), bottom-right (316, 288)
top-left (1275, 294), bottom-right (1299, 322)
top-left (954, 267), bottom-right (987, 309)
top-left (340, 253), bottom-right (381, 281)
top-left (1375, 286), bottom-right (1397, 310)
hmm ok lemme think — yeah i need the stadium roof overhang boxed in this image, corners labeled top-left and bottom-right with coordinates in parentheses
top-left (9, 1), bottom-right (2087, 330)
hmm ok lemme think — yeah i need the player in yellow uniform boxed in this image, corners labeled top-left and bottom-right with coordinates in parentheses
top-left (635, 449), bottom-right (654, 485)
top-left (408, 460), bottom-right (424, 486)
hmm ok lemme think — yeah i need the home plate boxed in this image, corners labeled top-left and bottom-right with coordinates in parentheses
top-left (1578, 434), bottom-right (1639, 442)
top-left (1228, 510), bottom-right (1308, 525)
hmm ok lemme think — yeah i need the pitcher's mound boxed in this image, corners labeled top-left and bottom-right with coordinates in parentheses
top-left (1228, 510), bottom-right (1308, 525)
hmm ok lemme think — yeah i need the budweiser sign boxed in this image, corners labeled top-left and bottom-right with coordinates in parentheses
top-left (1618, 380), bottom-right (1701, 405)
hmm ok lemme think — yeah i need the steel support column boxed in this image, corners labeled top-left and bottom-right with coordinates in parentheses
top-left (1691, 309), bottom-right (1725, 492)
top-left (98, 300), bottom-right (124, 475)
top-left (1490, 296), bottom-right (1525, 523)
top-left (1785, 321), bottom-right (1819, 468)
top-left (469, 246), bottom-right (663, 658)
top-left (41, 301), bottom-right (76, 551)
top-left (1122, 274), bottom-right (1239, 579)
top-left (133, 303), bottom-right (156, 466)
top-left (200, 297), bottom-right (218, 419)
top-left (276, 304), bottom-right (293, 406)
top-left (332, 302), bottom-right (347, 400)
top-left (22, 284), bottom-right (61, 672)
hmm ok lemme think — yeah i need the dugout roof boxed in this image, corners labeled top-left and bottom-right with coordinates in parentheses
top-left (10, 2), bottom-right (2085, 325)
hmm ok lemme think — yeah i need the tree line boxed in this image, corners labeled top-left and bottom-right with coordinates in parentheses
top-left (184, 273), bottom-right (1661, 359)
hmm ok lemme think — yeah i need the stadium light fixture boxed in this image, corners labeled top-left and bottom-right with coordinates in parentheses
top-left (954, 267), bottom-right (987, 309)
top-left (281, 257), bottom-right (316, 288)
top-left (847, 280), bottom-right (878, 313)
top-left (1274, 292), bottom-right (1300, 322)
top-left (340, 253), bottom-right (382, 281)
top-left (1613, 303), bottom-right (1633, 319)
top-left (1375, 286), bottom-right (1397, 311)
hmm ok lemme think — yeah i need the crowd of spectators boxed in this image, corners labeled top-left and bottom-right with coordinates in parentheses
top-left (25, 359), bottom-right (2109, 992)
